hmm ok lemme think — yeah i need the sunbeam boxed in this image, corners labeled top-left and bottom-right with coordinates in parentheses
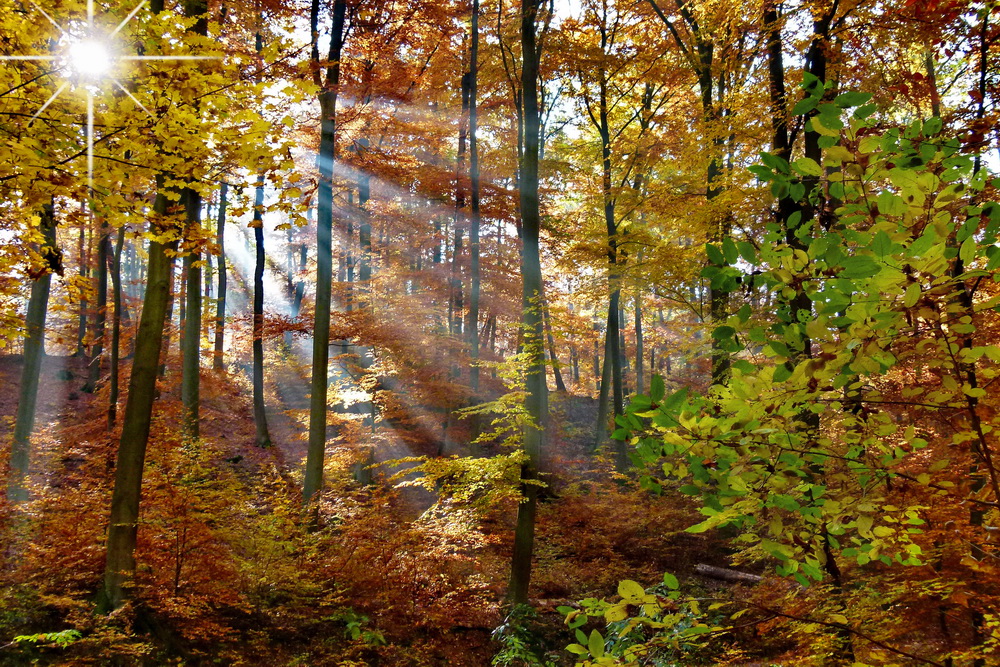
top-left (112, 79), bottom-right (153, 117)
top-left (29, 82), bottom-right (68, 122)
top-left (111, 0), bottom-right (149, 38)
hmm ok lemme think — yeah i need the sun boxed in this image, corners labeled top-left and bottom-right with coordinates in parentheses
top-left (0, 0), bottom-right (217, 193)
top-left (67, 39), bottom-right (115, 79)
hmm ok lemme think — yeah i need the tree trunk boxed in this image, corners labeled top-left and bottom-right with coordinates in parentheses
top-left (467, 0), bottom-right (482, 392)
top-left (453, 53), bottom-right (470, 347)
top-left (7, 203), bottom-right (56, 502)
top-left (109, 226), bottom-right (125, 430)
top-left (508, 0), bottom-right (545, 606)
top-left (181, 188), bottom-right (201, 438)
top-left (303, 0), bottom-right (347, 506)
top-left (543, 297), bottom-right (566, 392)
top-left (100, 0), bottom-right (206, 610)
top-left (76, 210), bottom-right (88, 357)
top-left (358, 141), bottom-right (372, 302)
top-left (213, 183), bottom-right (228, 370)
top-left (635, 288), bottom-right (643, 396)
top-left (158, 267), bottom-right (175, 378)
top-left (99, 186), bottom-right (179, 611)
top-left (594, 25), bottom-right (624, 427)
top-left (84, 217), bottom-right (110, 393)
top-left (252, 174), bottom-right (272, 448)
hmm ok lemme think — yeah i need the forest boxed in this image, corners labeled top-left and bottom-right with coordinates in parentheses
top-left (1, 0), bottom-right (999, 664)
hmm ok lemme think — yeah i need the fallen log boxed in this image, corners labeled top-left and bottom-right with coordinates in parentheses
top-left (695, 563), bottom-right (762, 584)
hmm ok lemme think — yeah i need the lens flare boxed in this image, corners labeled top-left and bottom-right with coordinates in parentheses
top-left (68, 40), bottom-right (112, 78)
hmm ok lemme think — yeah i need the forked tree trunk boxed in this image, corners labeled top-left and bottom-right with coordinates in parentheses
top-left (303, 0), bottom-right (347, 506)
top-left (99, 0), bottom-right (206, 610)
top-left (7, 203), bottom-right (56, 502)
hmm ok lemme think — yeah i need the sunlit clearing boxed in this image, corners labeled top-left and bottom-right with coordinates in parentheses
top-left (68, 40), bottom-right (112, 78)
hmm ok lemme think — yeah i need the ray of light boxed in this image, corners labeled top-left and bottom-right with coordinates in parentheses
top-left (111, 0), bottom-right (148, 38)
top-left (28, 1), bottom-right (66, 35)
top-left (0, 55), bottom-right (58, 61)
top-left (87, 89), bottom-right (94, 193)
top-left (121, 55), bottom-right (220, 61)
top-left (29, 81), bottom-right (68, 121)
top-left (87, 0), bottom-right (94, 27)
top-left (112, 79), bottom-right (153, 117)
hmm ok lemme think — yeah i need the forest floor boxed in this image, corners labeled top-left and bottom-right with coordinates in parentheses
top-left (0, 351), bottom-right (760, 666)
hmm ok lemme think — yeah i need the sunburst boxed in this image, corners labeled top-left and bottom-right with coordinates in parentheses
top-left (0, 0), bottom-right (218, 193)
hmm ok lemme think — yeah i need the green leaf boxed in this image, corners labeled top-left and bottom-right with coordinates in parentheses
top-left (685, 518), bottom-right (715, 534)
top-left (793, 157), bottom-right (823, 177)
top-left (663, 572), bottom-right (679, 590)
top-left (649, 375), bottom-right (665, 403)
top-left (922, 116), bottom-right (943, 137)
top-left (722, 237), bottom-right (739, 264)
top-left (760, 151), bottom-right (790, 174)
top-left (960, 236), bottom-right (977, 265)
top-left (773, 364), bottom-right (792, 382)
top-left (737, 241), bottom-right (757, 264)
top-left (588, 630), bottom-right (605, 659)
top-left (859, 136), bottom-right (881, 154)
top-left (567, 643), bottom-right (588, 655)
top-left (706, 243), bottom-right (725, 265)
top-left (712, 325), bottom-right (736, 340)
top-left (834, 91), bottom-right (873, 108)
top-left (904, 282), bottom-right (921, 308)
top-left (854, 103), bottom-right (878, 120)
top-left (840, 256), bottom-right (880, 279)
top-left (792, 96), bottom-right (819, 116)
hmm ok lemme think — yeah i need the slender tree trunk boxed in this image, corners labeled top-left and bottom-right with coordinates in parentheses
top-left (252, 174), bottom-right (272, 447)
top-left (158, 267), bottom-right (175, 378)
top-left (467, 0), bottom-right (482, 392)
top-left (635, 287), bottom-right (643, 396)
top-left (619, 303), bottom-right (629, 396)
top-left (109, 226), bottom-right (125, 430)
top-left (7, 203), bottom-right (56, 502)
top-left (357, 141), bottom-right (372, 300)
top-left (76, 210), bottom-right (88, 357)
top-left (213, 183), bottom-right (228, 370)
top-left (595, 30), bottom-right (624, 426)
top-left (543, 297), bottom-right (566, 392)
top-left (453, 53), bottom-right (470, 347)
top-left (181, 188), bottom-right (202, 438)
top-left (84, 217), bottom-right (110, 393)
top-left (303, 0), bottom-right (347, 506)
top-left (509, 0), bottom-right (545, 606)
top-left (293, 241), bottom-right (306, 320)
top-left (571, 345), bottom-right (579, 385)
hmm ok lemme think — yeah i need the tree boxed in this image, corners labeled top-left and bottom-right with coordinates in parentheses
top-left (213, 183), bottom-right (228, 371)
top-left (6, 202), bottom-right (57, 502)
top-left (508, 0), bottom-right (547, 606)
top-left (251, 173), bottom-right (272, 448)
top-left (303, 0), bottom-right (347, 506)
